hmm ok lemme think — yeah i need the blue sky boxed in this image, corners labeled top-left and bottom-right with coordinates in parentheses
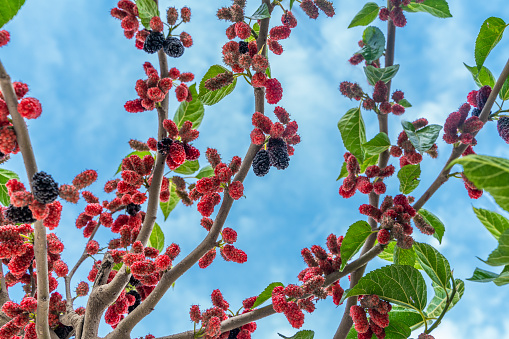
top-left (2, 0), bottom-right (509, 338)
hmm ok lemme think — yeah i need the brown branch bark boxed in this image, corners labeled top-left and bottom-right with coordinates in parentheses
top-left (0, 59), bottom-right (52, 339)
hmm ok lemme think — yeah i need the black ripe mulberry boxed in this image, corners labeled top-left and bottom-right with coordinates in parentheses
top-left (497, 116), bottom-right (509, 143)
top-left (54, 324), bottom-right (74, 339)
top-left (32, 171), bottom-right (59, 204)
top-left (471, 108), bottom-right (481, 117)
top-left (267, 137), bottom-right (290, 170)
top-left (238, 41), bottom-right (249, 54)
top-left (143, 31), bottom-right (165, 54)
top-left (127, 290), bottom-right (141, 313)
top-left (163, 37), bottom-right (185, 58)
top-left (4, 204), bottom-right (36, 223)
top-left (157, 137), bottom-right (173, 156)
top-left (252, 149), bottom-right (270, 177)
top-left (228, 328), bottom-right (241, 339)
top-left (126, 203), bottom-right (141, 216)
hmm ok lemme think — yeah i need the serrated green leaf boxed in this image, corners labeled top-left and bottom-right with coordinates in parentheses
top-left (115, 151), bottom-right (152, 175)
top-left (340, 221), bottom-right (372, 271)
top-left (403, 0), bottom-right (452, 18)
top-left (0, 0), bottom-right (26, 29)
top-left (277, 330), bottom-right (314, 339)
top-left (0, 169), bottom-right (19, 207)
top-left (337, 162), bottom-right (348, 181)
top-left (251, 282), bottom-right (284, 309)
top-left (467, 267), bottom-right (501, 283)
top-left (342, 265), bottom-right (427, 311)
top-left (196, 165), bottom-right (214, 179)
top-left (464, 63), bottom-right (496, 88)
top-left (173, 160), bottom-right (199, 175)
top-left (394, 246), bottom-right (416, 267)
top-left (173, 83), bottom-right (204, 129)
top-left (397, 164), bottom-right (420, 194)
top-left (401, 121), bottom-right (442, 152)
top-left (418, 209), bottom-right (445, 244)
top-left (475, 17), bottom-right (506, 71)
top-left (246, 3), bottom-right (270, 20)
top-left (360, 26), bottom-right (385, 64)
top-left (473, 207), bottom-right (509, 240)
top-left (147, 222), bottom-right (164, 252)
top-left (198, 65), bottom-right (237, 106)
top-left (389, 306), bottom-right (426, 331)
top-left (379, 241), bottom-right (396, 262)
top-left (450, 155), bottom-right (509, 212)
top-left (160, 183), bottom-right (180, 221)
top-left (426, 279), bottom-right (464, 319)
top-left (364, 65), bottom-right (400, 85)
top-left (362, 132), bottom-right (391, 155)
top-left (338, 108), bottom-right (366, 163)
top-left (485, 229), bottom-right (509, 266)
top-left (136, 0), bottom-right (160, 29)
top-left (360, 153), bottom-right (379, 174)
top-left (348, 2), bottom-right (380, 28)
top-left (414, 242), bottom-right (451, 290)
top-left (398, 98), bottom-right (412, 108)
top-left (494, 265), bottom-right (509, 286)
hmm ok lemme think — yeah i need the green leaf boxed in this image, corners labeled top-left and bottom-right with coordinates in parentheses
top-left (360, 26), bottom-right (385, 64)
top-left (397, 164), bottom-right (421, 194)
top-left (159, 183), bottom-right (180, 221)
top-left (173, 160), bottom-right (199, 175)
top-left (116, 151), bottom-right (152, 175)
top-left (0, 169), bottom-right (19, 207)
top-left (398, 98), bottom-right (412, 108)
top-left (450, 155), bottom-right (509, 212)
top-left (337, 108), bottom-right (366, 163)
top-left (340, 221), bottom-right (372, 271)
top-left (195, 165), bottom-right (214, 179)
top-left (289, 0), bottom-right (297, 10)
top-left (494, 265), bottom-right (509, 286)
top-left (394, 246), bottom-right (416, 267)
top-left (473, 207), bottom-right (509, 240)
top-left (475, 17), bottom-right (506, 71)
top-left (337, 162), bottom-right (348, 181)
top-left (173, 84), bottom-right (204, 129)
top-left (485, 228), bottom-right (509, 266)
top-left (343, 265), bottom-right (427, 311)
top-left (198, 65), bottom-right (237, 106)
top-left (401, 121), bottom-right (442, 152)
top-left (113, 263), bottom-right (123, 271)
top-left (148, 222), bottom-right (165, 252)
top-left (348, 2), bottom-right (380, 28)
top-left (278, 330), bottom-right (314, 339)
top-left (246, 3), bottom-right (270, 20)
top-left (360, 153), bottom-right (379, 174)
top-left (0, 0), bottom-right (26, 29)
top-left (413, 242), bottom-right (452, 290)
top-left (384, 320), bottom-right (412, 339)
top-left (467, 267), bottom-right (501, 283)
top-left (136, 0), bottom-right (160, 29)
top-left (464, 63), bottom-right (496, 88)
top-left (426, 279), bottom-right (464, 319)
top-left (418, 209), bottom-right (445, 244)
top-left (251, 282), bottom-right (284, 309)
top-left (403, 0), bottom-right (452, 18)
top-left (362, 132), bottom-right (391, 155)
top-left (499, 75), bottom-right (509, 101)
top-left (364, 65), bottom-right (400, 86)
top-left (378, 241), bottom-right (396, 262)
top-left (389, 306), bottom-right (426, 331)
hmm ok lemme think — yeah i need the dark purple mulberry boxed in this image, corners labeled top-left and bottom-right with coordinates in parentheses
top-left (143, 31), bottom-right (165, 54)
top-left (157, 137), bottom-right (173, 156)
top-left (4, 204), bottom-right (36, 223)
top-left (126, 203), bottom-right (141, 216)
top-left (252, 149), bottom-right (270, 177)
top-left (163, 37), bottom-right (185, 58)
top-left (497, 116), bottom-right (509, 143)
top-left (32, 171), bottom-right (59, 204)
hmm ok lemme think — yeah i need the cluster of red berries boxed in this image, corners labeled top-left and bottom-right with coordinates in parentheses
top-left (198, 226), bottom-right (247, 268)
top-left (0, 81), bottom-right (41, 157)
top-left (299, 0), bottom-right (335, 19)
top-left (104, 289), bottom-right (139, 328)
top-left (378, 0), bottom-right (425, 28)
top-left (125, 62), bottom-right (195, 113)
top-left (0, 297), bottom-right (37, 339)
top-left (266, 11), bottom-right (298, 56)
top-left (339, 81), bottom-right (406, 115)
top-left (461, 172), bottom-right (483, 199)
top-left (390, 118), bottom-right (438, 168)
top-left (338, 153), bottom-right (395, 199)
top-left (370, 195), bottom-right (434, 249)
top-left (4, 178), bottom-right (63, 229)
top-left (350, 294), bottom-right (392, 339)
top-left (443, 103), bottom-right (484, 145)
top-left (187, 148), bottom-right (243, 218)
top-left (110, 0), bottom-right (139, 40)
top-left (0, 30), bottom-right (9, 47)
top-left (58, 169), bottom-right (99, 205)
top-left (189, 290), bottom-right (257, 339)
top-left (250, 108), bottom-right (300, 153)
